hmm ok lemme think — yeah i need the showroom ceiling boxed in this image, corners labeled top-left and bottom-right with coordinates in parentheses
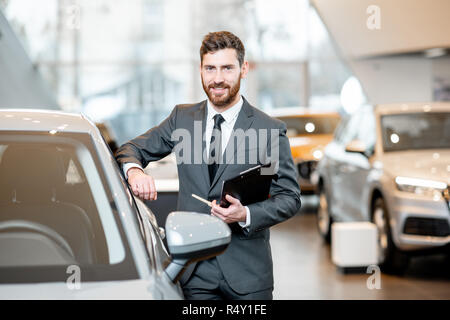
top-left (311, 0), bottom-right (450, 59)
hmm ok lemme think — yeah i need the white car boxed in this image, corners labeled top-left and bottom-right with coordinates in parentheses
top-left (0, 109), bottom-right (231, 299)
top-left (316, 103), bottom-right (450, 274)
top-left (143, 153), bottom-right (179, 227)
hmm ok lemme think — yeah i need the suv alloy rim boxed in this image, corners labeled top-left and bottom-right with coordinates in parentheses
top-left (373, 206), bottom-right (388, 264)
top-left (318, 191), bottom-right (329, 235)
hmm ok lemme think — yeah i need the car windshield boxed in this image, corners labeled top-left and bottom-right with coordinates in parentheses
top-left (277, 116), bottom-right (340, 137)
top-left (0, 131), bottom-right (138, 283)
top-left (381, 112), bottom-right (450, 152)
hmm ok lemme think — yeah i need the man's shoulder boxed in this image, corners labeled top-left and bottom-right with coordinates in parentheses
top-left (167, 101), bottom-right (206, 124)
top-left (246, 102), bottom-right (286, 130)
top-left (175, 101), bottom-right (206, 113)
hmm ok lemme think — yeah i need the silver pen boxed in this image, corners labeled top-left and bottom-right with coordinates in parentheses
top-left (191, 193), bottom-right (213, 207)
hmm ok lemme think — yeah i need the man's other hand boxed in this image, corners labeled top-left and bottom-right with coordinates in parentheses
top-left (127, 167), bottom-right (157, 201)
top-left (210, 195), bottom-right (246, 224)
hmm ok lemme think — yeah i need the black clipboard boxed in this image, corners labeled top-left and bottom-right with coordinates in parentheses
top-left (219, 163), bottom-right (278, 208)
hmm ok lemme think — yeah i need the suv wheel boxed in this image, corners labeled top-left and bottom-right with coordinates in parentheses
top-left (317, 185), bottom-right (332, 243)
top-left (372, 197), bottom-right (409, 275)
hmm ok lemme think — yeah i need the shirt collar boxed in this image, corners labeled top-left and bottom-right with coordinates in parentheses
top-left (207, 95), bottom-right (243, 124)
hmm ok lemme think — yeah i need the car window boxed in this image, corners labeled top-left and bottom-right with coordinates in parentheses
top-left (381, 112), bottom-right (450, 152)
top-left (356, 109), bottom-right (376, 154)
top-left (333, 114), bottom-right (349, 142)
top-left (336, 112), bottom-right (361, 146)
top-left (0, 132), bottom-right (138, 283)
top-left (277, 115), bottom-right (340, 137)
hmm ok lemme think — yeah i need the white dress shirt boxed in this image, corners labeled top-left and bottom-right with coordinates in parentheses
top-left (204, 96), bottom-right (242, 157)
top-left (123, 95), bottom-right (251, 229)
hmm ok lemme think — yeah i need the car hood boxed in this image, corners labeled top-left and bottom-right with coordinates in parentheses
top-left (0, 279), bottom-right (179, 300)
top-left (289, 134), bottom-right (334, 160)
top-left (380, 149), bottom-right (450, 183)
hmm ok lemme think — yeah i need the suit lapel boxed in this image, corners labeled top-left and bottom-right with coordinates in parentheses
top-left (209, 97), bottom-right (255, 190)
top-left (194, 100), bottom-right (210, 190)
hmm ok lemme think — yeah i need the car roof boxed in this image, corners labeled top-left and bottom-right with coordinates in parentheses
top-left (267, 107), bottom-right (341, 118)
top-left (375, 102), bottom-right (450, 115)
top-left (0, 109), bottom-right (97, 133)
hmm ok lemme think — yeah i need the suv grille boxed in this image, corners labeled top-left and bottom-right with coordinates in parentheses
top-left (297, 161), bottom-right (318, 180)
top-left (403, 217), bottom-right (450, 237)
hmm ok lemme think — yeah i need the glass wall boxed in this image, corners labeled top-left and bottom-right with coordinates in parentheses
top-left (307, 5), bottom-right (353, 110)
top-left (1, 0), bottom-right (353, 144)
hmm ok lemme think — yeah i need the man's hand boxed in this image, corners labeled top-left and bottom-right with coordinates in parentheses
top-left (211, 194), bottom-right (246, 224)
top-left (127, 167), bottom-right (157, 201)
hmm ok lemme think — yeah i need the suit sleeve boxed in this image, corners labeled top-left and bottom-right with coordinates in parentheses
top-left (115, 105), bottom-right (178, 170)
top-left (246, 122), bottom-right (301, 236)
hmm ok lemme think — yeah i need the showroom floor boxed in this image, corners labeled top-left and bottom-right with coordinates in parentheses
top-left (271, 196), bottom-right (450, 300)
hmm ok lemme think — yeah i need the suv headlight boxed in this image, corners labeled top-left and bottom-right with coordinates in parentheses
top-left (395, 176), bottom-right (447, 197)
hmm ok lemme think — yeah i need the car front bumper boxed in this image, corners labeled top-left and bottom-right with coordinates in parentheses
top-left (388, 190), bottom-right (450, 251)
top-left (296, 160), bottom-right (319, 194)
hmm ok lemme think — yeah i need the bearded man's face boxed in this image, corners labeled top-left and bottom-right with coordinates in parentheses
top-left (201, 48), bottom-right (244, 109)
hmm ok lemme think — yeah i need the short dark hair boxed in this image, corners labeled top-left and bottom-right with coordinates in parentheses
top-left (200, 31), bottom-right (245, 66)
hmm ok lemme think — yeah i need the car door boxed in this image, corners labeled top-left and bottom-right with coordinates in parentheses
top-left (320, 116), bottom-right (347, 218)
top-left (328, 112), bottom-right (362, 221)
top-left (133, 198), bottom-right (183, 299)
top-left (337, 109), bottom-right (375, 221)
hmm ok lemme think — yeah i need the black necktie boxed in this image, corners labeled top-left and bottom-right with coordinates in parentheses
top-left (208, 114), bottom-right (225, 184)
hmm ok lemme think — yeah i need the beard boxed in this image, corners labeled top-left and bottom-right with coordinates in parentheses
top-left (202, 74), bottom-right (241, 108)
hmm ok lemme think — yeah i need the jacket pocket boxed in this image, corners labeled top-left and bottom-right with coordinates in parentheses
top-left (238, 228), bottom-right (267, 240)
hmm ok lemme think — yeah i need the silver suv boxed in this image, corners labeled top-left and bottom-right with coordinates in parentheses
top-left (315, 103), bottom-right (450, 274)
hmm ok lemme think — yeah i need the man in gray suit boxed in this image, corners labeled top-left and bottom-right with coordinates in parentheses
top-left (115, 31), bottom-right (301, 300)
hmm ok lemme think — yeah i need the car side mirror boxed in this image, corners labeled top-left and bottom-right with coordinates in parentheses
top-left (164, 211), bottom-right (231, 283)
top-left (345, 139), bottom-right (367, 156)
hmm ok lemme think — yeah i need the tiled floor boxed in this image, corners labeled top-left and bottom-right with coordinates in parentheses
top-left (271, 196), bottom-right (450, 300)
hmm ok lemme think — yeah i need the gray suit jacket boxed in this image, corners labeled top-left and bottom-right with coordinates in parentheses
top-left (115, 97), bottom-right (301, 294)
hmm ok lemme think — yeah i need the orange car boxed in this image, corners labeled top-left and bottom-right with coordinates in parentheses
top-left (270, 107), bottom-right (341, 194)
